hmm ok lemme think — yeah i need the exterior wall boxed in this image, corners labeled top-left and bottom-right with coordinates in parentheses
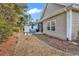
top-left (38, 23), bottom-right (43, 32)
top-left (72, 11), bottom-right (79, 40)
top-left (42, 3), bottom-right (65, 19)
top-left (43, 13), bottom-right (67, 40)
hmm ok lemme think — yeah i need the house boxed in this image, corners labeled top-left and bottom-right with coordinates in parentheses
top-left (37, 3), bottom-right (79, 41)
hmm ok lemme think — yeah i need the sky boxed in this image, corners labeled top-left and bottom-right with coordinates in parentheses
top-left (25, 3), bottom-right (45, 22)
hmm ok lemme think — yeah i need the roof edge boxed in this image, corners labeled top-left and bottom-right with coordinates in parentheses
top-left (38, 5), bottom-right (79, 23)
top-left (40, 3), bottom-right (48, 20)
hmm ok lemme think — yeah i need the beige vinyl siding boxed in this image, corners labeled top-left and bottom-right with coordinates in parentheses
top-left (43, 13), bottom-right (67, 40)
top-left (42, 3), bottom-right (65, 19)
top-left (72, 11), bottom-right (79, 40)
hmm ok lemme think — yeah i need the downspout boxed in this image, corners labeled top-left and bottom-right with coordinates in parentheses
top-left (66, 9), bottom-right (72, 41)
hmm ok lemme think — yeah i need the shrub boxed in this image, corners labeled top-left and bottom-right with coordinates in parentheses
top-left (0, 4), bottom-right (27, 43)
top-left (12, 27), bottom-right (20, 32)
top-left (0, 19), bottom-right (12, 42)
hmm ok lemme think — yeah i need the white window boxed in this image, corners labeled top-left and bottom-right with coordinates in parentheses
top-left (47, 21), bottom-right (50, 30)
top-left (50, 20), bottom-right (56, 31)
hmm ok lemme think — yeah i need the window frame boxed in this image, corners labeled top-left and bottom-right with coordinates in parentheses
top-left (50, 19), bottom-right (56, 31)
top-left (47, 21), bottom-right (51, 31)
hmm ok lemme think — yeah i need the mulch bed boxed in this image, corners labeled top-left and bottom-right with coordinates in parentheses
top-left (35, 34), bottom-right (79, 55)
top-left (0, 36), bottom-right (16, 56)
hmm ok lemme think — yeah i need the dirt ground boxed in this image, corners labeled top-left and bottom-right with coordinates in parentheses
top-left (13, 33), bottom-right (71, 56)
top-left (0, 36), bottom-right (16, 56)
top-left (0, 32), bottom-right (72, 56)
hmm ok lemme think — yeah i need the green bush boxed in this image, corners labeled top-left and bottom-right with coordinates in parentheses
top-left (0, 19), bottom-right (12, 42)
top-left (12, 27), bottom-right (20, 32)
top-left (0, 4), bottom-right (26, 43)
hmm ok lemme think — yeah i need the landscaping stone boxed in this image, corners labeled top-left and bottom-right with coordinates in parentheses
top-left (35, 34), bottom-right (79, 55)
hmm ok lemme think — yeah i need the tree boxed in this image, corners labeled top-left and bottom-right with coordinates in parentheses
top-left (24, 14), bottom-right (33, 26)
top-left (16, 4), bottom-right (28, 31)
top-left (16, 15), bottom-right (25, 30)
top-left (0, 3), bottom-right (26, 42)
